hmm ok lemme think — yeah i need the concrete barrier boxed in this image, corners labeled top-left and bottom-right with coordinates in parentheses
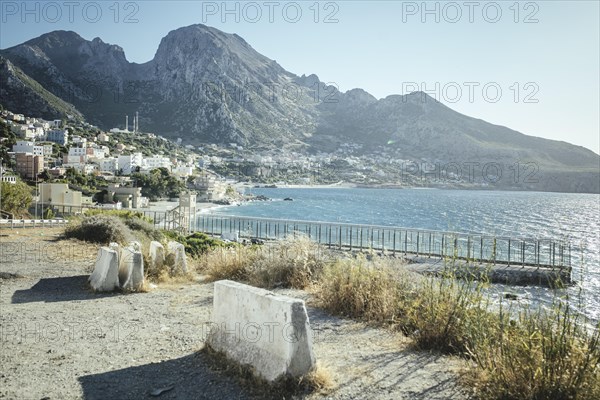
top-left (118, 242), bottom-right (144, 290)
top-left (149, 241), bottom-right (165, 273)
top-left (89, 247), bottom-right (120, 291)
top-left (167, 241), bottom-right (187, 275)
top-left (207, 280), bottom-right (316, 381)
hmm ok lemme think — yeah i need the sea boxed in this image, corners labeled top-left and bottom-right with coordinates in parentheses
top-left (208, 187), bottom-right (600, 321)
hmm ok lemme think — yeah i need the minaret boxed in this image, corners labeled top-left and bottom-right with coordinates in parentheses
top-left (135, 112), bottom-right (139, 133)
top-left (125, 115), bottom-right (129, 132)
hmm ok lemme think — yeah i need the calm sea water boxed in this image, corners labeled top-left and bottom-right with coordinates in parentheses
top-left (210, 188), bottom-right (600, 320)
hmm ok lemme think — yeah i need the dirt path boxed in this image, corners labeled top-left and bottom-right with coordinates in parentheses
top-left (0, 228), bottom-right (469, 399)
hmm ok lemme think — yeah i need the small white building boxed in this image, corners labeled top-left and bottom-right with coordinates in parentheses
top-left (118, 153), bottom-right (143, 175)
top-left (97, 158), bottom-right (119, 173)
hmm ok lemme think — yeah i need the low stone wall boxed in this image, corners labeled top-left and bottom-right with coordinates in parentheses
top-left (206, 280), bottom-right (316, 381)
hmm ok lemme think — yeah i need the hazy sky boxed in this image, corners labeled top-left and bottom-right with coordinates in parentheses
top-left (1, 1), bottom-right (598, 154)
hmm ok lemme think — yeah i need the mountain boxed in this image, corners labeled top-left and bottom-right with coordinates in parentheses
top-left (1, 26), bottom-right (598, 193)
top-left (0, 56), bottom-right (83, 120)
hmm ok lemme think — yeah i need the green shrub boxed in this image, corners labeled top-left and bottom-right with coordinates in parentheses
top-left (163, 231), bottom-right (228, 258)
top-left (64, 215), bottom-right (133, 244)
top-left (124, 217), bottom-right (164, 241)
top-left (85, 209), bottom-right (153, 223)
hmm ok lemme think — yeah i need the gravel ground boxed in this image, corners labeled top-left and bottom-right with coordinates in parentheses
top-left (0, 228), bottom-right (469, 400)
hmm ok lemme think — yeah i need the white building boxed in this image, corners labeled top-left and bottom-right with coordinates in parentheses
top-left (12, 141), bottom-right (47, 157)
top-left (1, 175), bottom-right (17, 184)
top-left (97, 158), bottom-right (119, 173)
top-left (12, 141), bottom-right (35, 154)
top-left (118, 153), bottom-right (143, 175)
top-left (174, 165), bottom-right (194, 177)
top-left (142, 155), bottom-right (172, 171)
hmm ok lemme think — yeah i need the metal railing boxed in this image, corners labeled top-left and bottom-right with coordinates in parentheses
top-left (15, 205), bottom-right (571, 270)
top-left (0, 219), bottom-right (69, 228)
top-left (190, 214), bottom-right (571, 270)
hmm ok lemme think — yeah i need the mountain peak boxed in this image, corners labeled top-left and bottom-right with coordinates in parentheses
top-left (1, 25), bottom-right (598, 192)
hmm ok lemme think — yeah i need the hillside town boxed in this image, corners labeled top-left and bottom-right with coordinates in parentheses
top-left (0, 109), bottom-right (233, 215)
top-left (1, 106), bottom-right (505, 217)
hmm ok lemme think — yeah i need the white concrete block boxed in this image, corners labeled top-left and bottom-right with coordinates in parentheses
top-left (89, 247), bottom-right (120, 292)
top-left (167, 241), bottom-right (187, 275)
top-left (149, 241), bottom-right (165, 272)
top-left (207, 280), bottom-right (316, 381)
top-left (118, 243), bottom-right (144, 290)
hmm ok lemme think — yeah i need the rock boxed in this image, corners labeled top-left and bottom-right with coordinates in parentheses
top-left (207, 280), bottom-right (316, 381)
top-left (89, 247), bottom-right (120, 292)
top-left (504, 292), bottom-right (519, 300)
top-left (119, 243), bottom-right (144, 290)
top-left (149, 241), bottom-right (165, 272)
top-left (167, 241), bottom-right (187, 275)
top-left (220, 232), bottom-right (239, 243)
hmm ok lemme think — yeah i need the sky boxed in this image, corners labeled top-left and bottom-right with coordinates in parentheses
top-left (0, 0), bottom-right (599, 154)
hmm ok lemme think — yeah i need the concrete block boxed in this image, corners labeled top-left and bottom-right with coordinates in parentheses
top-left (89, 247), bottom-right (120, 291)
top-left (207, 280), bottom-right (316, 381)
top-left (149, 241), bottom-right (165, 272)
top-left (118, 243), bottom-right (144, 290)
top-left (167, 241), bottom-right (187, 275)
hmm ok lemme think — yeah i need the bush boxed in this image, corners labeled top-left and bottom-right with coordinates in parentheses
top-left (394, 274), bottom-right (490, 354)
top-left (1, 180), bottom-right (32, 217)
top-left (124, 217), bottom-right (164, 241)
top-left (85, 209), bottom-right (153, 222)
top-left (163, 231), bottom-right (227, 258)
top-left (64, 215), bottom-right (133, 244)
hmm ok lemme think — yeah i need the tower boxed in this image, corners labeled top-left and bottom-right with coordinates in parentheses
top-left (125, 115), bottom-right (128, 132)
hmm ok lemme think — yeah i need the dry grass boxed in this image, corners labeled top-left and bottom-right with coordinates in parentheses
top-left (463, 302), bottom-right (600, 400)
top-left (199, 344), bottom-right (335, 396)
top-left (312, 251), bottom-right (600, 399)
top-left (300, 362), bottom-right (336, 394)
top-left (198, 245), bottom-right (254, 282)
top-left (198, 234), bottom-right (329, 290)
top-left (248, 235), bottom-right (328, 289)
top-left (314, 255), bottom-right (405, 324)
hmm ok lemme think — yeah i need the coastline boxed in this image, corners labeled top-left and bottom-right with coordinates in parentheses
top-left (141, 201), bottom-right (223, 213)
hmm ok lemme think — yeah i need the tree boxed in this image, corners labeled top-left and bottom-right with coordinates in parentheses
top-left (131, 168), bottom-right (185, 200)
top-left (0, 119), bottom-right (16, 168)
top-left (0, 180), bottom-right (33, 217)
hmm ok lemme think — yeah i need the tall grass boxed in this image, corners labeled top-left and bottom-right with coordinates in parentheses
top-left (199, 235), bottom-right (599, 399)
top-left (313, 251), bottom-right (599, 399)
top-left (464, 301), bottom-right (600, 399)
top-left (199, 234), bottom-right (328, 290)
top-left (315, 255), bottom-right (405, 324)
